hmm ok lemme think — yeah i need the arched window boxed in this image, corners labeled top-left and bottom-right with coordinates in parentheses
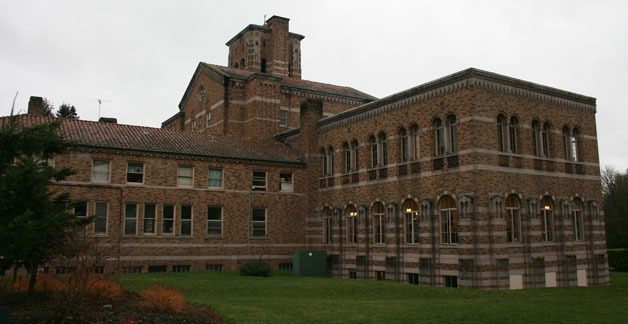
top-left (322, 207), bottom-right (333, 244)
top-left (447, 115), bottom-right (458, 153)
top-left (509, 116), bottom-right (519, 154)
top-left (532, 120), bottom-right (541, 156)
top-left (399, 128), bottom-right (409, 162)
top-left (505, 194), bottom-right (521, 243)
top-left (351, 140), bottom-right (360, 171)
top-left (572, 198), bottom-right (584, 241)
top-left (439, 196), bottom-right (458, 244)
top-left (369, 135), bottom-right (378, 168)
top-left (346, 205), bottom-right (358, 244)
top-left (434, 118), bottom-right (445, 156)
top-left (342, 142), bottom-right (351, 173)
top-left (234, 62), bottom-right (239, 69)
top-left (320, 148), bottom-right (327, 177)
top-left (326, 146), bottom-right (334, 177)
top-left (379, 132), bottom-right (388, 166)
top-left (497, 114), bottom-right (508, 152)
top-left (240, 58), bottom-right (245, 69)
top-left (372, 202), bottom-right (385, 244)
top-left (260, 58), bottom-right (267, 73)
top-left (403, 199), bottom-right (419, 244)
top-left (541, 196), bottom-right (554, 242)
top-left (572, 127), bottom-right (581, 162)
top-left (542, 122), bottom-right (551, 158)
top-left (410, 124), bottom-right (420, 160)
top-left (563, 126), bottom-right (572, 161)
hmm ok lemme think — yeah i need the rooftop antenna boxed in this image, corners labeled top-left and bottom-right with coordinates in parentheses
top-left (96, 98), bottom-right (113, 118)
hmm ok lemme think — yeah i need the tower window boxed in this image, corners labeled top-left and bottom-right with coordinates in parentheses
top-left (261, 59), bottom-right (267, 73)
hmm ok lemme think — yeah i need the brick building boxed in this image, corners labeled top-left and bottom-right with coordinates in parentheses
top-left (13, 16), bottom-right (608, 288)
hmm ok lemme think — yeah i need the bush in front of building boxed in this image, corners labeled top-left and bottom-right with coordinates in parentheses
top-left (608, 249), bottom-right (628, 271)
top-left (239, 259), bottom-right (272, 277)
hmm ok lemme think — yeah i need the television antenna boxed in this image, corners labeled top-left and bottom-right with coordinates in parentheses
top-left (96, 98), bottom-right (113, 118)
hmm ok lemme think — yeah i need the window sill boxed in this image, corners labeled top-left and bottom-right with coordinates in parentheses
top-left (250, 236), bottom-right (269, 240)
top-left (126, 182), bottom-right (144, 185)
top-left (206, 235), bottom-right (224, 239)
top-left (207, 187), bottom-right (224, 191)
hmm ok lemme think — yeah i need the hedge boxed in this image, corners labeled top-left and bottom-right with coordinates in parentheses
top-left (608, 249), bottom-right (628, 272)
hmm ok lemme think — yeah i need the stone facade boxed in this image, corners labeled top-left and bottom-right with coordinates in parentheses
top-left (16, 16), bottom-right (607, 288)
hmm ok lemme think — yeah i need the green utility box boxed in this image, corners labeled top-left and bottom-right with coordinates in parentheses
top-left (293, 250), bottom-right (327, 276)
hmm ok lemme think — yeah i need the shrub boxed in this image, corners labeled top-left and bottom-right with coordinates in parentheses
top-left (239, 259), bottom-right (272, 277)
top-left (139, 284), bottom-right (187, 313)
top-left (9, 274), bottom-right (64, 293)
top-left (86, 276), bottom-right (124, 300)
top-left (608, 249), bottom-right (628, 271)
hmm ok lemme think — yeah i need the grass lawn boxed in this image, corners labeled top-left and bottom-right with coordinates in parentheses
top-left (121, 271), bottom-right (628, 323)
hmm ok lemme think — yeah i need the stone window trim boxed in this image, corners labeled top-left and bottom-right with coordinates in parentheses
top-left (91, 159), bottom-right (111, 183)
top-left (372, 202), bottom-right (385, 244)
top-left (497, 114), bottom-right (521, 155)
top-left (402, 198), bottom-right (419, 244)
top-left (571, 198), bottom-right (585, 241)
top-left (505, 194), bottom-right (522, 243)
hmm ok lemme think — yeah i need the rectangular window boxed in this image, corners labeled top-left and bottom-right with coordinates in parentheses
top-left (573, 210), bottom-right (584, 241)
top-left (444, 275), bottom-right (458, 288)
top-left (144, 204), bottom-right (156, 234)
top-left (207, 206), bottom-right (222, 236)
top-left (94, 202), bottom-right (107, 234)
top-left (206, 264), bottom-right (223, 272)
top-left (180, 205), bottom-right (192, 236)
top-left (252, 171), bottom-right (266, 191)
top-left (123, 266), bottom-right (143, 274)
top-left (172, 265), bottom-right (190, 272)
top-left (279, 263), bottom-right (293, 272)
top-left (126, 162), bottom-right (144, 183)
top-left (349, 271), bottom-right (357, 279)
top-left (251, 208), bottom-right (267, 237)
top-left (280, 172), bottom-right (293, 192)
top-left (162, 205), bottom-right (174, 234)
top-left (73, 201), bottom-right (88, 219)
top-left (407, 273), bottom-right (419, 285)
top-left (208, 168), bottom-right (223, 188)
top-left (147, 265), bottom-right (167, 273)
top-left (177, 166), bottom-right (193, 187)
top-left (92, 160), bottom-right (110, 182)
top-left (373, 214), bottom-right (384, 244)
top-left (279, 109), bottom-right (288, 127)
top-left (124, 203), bottom-right (137, 235)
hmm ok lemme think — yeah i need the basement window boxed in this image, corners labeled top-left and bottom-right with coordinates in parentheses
top-left (206, 264), bottom-right (224, 272)
top-left (172, 265), bottom-right (190, 272)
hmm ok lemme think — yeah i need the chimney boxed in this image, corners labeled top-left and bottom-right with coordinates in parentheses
top-left (266, 16), bottom-right (290, 77)
top-left (98, 117), bottom-right (117, 124)
top-left (299, 99), bottom-right (323, 163)
top-left (28, 96), bottom-right (44, 116)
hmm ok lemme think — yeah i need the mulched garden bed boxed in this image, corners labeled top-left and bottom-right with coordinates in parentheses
top-left (0, 290), bottom-right (224, 323)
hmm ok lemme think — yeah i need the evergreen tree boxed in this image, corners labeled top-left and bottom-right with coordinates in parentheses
top-left (55, 103), bottom-right (79, 119)
top-left (602, 167), bottom-right (628, 248)
top-left (0, 113), bottom-right (83, 294)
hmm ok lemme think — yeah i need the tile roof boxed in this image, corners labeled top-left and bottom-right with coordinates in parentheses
top-left (202, 63), bottom-right (377, 101)
top-left (3, 115), bottom-right (304, 164)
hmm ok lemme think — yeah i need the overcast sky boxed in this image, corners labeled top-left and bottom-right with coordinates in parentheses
top-left (1, 0), bottom-right (626, 171)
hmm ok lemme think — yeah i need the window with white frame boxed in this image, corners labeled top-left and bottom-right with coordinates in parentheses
top-left (251, 208), bottom-right (267, 237)
top-left (180, 205), bottom-right (192, 236)
top-left (208, 168), bottom-right (223, 188)
top-left (94, 202), bottom-right (107, 234)
top-left (144, 204), bottom-right (156, 234)
top-left (124, 203), bottom-right (137, 235)
top-left (280, 172), bottom-right (293, 192)
top-left (92, 160), bottom-right (110, 182)
top-left (505, 195), bottom-right (521, 243)
top-left (126, 162), bottom-right (144, 183)
top-left (572, 199), bottom-right (584, 241)
top-left (252, 171), bottom-right (266, 191)
top-left (373, 202), bottom-right (385, 244)
top-left (207, 206), bottom-right (222, 236)
top-left (162, 204), bottom-right (175, 234)
top-left (73, 201), bottom-right (88, 219)
top-left (177, 166), bottom-right (193, 187)
top-left (279, 109), bottom-right (288, 127)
